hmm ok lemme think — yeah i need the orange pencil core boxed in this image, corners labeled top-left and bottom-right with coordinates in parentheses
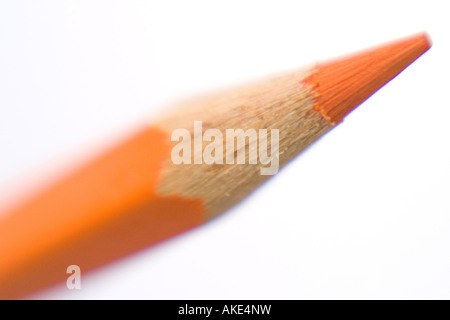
top-left (307, 33), bottom-right (431, 124)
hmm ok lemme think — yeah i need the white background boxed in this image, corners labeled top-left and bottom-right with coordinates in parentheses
top-left (0, 0), bottom-right (449, 299)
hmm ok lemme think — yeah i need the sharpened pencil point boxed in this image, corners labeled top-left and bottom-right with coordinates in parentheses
top-left (0, 32), bottom-right (431, 299)
top-left (307, 33), bottom-right (431, 124)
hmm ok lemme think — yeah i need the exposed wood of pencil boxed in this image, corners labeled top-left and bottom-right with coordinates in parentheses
top-left (0, 33), bottom-right (430, 299)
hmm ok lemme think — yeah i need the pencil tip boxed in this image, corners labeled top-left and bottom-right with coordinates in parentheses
top-left (307, 33), bottom-right (431, 124)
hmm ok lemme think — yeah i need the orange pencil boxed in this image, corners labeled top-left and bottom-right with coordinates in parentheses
top-left (0, 33), bottom-right (431, 299)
